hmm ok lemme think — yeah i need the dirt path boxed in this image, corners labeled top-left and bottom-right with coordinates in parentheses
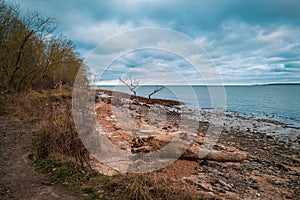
top-left (0, 117), bottom-right (78, 200)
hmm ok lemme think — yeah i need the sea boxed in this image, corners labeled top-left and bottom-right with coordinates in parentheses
top-left (98, 84), bottom-right (300, 129)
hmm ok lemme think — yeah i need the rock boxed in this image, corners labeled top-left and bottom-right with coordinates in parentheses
top-left (291, 157), bottom-right (300, 163)
top-left (218, 179), bottom-right (232, 190)
top-left (112, 124), bottom-right (121, 130)
top-left (41, 180), bottom-right (54, 186)
top-left (268, 179), bottom-right (281, 185)
top-left (239, 147), bottom-right (245, 151)
top-left (138, 118), bottom-right (148, 127)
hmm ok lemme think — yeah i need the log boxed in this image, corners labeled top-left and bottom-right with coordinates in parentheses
top-left (204, 150), bottom-right (247, 162)
top-left (131, 145), bottom-right (153, 153)
top-left (131, 134), bottom-right (247, 162)
top-left (182, 143), bottom-right (247, 162)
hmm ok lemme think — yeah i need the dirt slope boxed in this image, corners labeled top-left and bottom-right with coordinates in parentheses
top-left (0, 117), bottom-right (77, 200)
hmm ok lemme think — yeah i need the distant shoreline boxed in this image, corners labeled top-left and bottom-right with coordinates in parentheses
top-left (254, 83), bottom-right (300, 86)
top-left (94, 83), bottom-right (300, 87)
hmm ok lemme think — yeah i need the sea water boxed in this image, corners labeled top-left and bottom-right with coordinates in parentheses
top-left (98, 84), bottom-right (300, 128)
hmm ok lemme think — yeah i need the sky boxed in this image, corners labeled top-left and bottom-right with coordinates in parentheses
top-left (18, 0), bottom-right (300, 85)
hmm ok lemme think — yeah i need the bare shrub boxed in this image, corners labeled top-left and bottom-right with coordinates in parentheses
top-left (4, 89), bottom-right (90, 169)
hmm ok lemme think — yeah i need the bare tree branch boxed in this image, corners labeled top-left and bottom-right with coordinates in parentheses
top-left (148, 86), bottom-right (164, 99)
top-left (0, 1), bottom-right (82, 93)
top-left (119, 75), bottom-right (139, 97)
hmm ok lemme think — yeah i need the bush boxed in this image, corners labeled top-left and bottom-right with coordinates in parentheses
top-left (3, 89), bottom-right (90, 169)
top-left (0, 0), bottom-right (82, 94)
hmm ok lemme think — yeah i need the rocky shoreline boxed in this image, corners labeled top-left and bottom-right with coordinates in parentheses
top-left (93, 90), bottom-right (300, 199)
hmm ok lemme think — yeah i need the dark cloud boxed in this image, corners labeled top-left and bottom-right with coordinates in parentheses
top-left (20, 0), bottom-right (300, 32)
top-left (18, 0), bottom-right (300, 84)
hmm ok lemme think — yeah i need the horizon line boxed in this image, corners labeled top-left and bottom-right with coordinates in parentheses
top-left (91, 82), bottom-right (300, 87)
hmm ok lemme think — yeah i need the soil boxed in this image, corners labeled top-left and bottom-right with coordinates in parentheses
top-left (0, 117), bottom-right (77, 200)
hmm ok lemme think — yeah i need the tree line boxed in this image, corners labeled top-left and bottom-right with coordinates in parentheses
top-left (0, 0), bottom-right (83, 93)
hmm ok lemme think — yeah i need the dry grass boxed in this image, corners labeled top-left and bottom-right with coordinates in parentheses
top-left (101, 173), bottom-right (199, 200)
top-left (1, 88), bottom-right (90, 169)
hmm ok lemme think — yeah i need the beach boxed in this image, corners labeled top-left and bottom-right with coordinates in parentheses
top-left (93, 89), bottom-right (300, 199)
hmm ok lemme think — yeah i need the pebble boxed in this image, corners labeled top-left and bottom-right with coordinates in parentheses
top-left (212, 169), bottom-right (221, 175)
top-left (256, 193), bottom-right (261, 197)
top-left (218, 179), bottom-right (232, 190)
top-left (223, 186), bottom-right (231, 191)
top-left (273, 180), bottom-right (281, 185)
top-left (224, 173), bottom-right (230, 178)
top-left (239, 147), bottom-right (245, 151)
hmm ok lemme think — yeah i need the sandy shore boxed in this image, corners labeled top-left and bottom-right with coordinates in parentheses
top-left (93, 90), bottom-right (300, 199)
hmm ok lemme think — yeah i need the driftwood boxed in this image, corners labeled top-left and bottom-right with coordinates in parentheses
top-left (131, 133), bottom-right (247, 162)
top-left (182, 142), bottom-right (247, 162)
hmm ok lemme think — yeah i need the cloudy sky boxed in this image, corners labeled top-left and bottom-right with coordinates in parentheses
top-left (19, 0), bottom-right (300, 85)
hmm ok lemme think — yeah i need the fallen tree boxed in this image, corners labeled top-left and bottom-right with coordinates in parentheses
top-left (131, 132), bottom-right (247, 162)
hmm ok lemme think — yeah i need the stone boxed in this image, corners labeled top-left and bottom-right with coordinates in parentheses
top-left (218, 179), bottom-right (232, 190)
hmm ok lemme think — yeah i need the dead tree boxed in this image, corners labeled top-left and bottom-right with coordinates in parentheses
top-left (119, 76), bottom-right (139, 97)
top-left (148, 86), bottom-right (164, 100)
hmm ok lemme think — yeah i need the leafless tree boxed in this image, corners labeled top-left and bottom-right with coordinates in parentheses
top-left (119, 75), bottom-right (139, 97)
top-left (148, 86), bottom-right (164, 99)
